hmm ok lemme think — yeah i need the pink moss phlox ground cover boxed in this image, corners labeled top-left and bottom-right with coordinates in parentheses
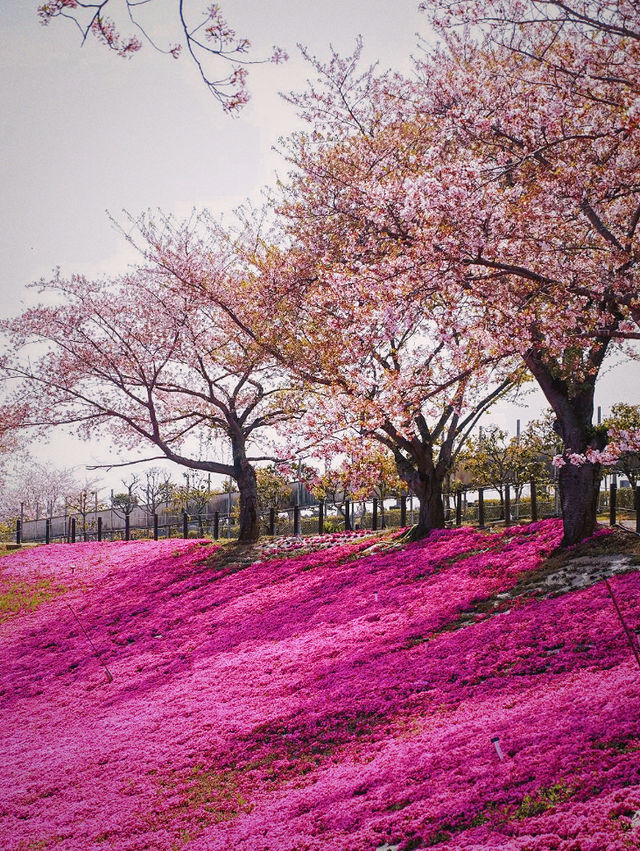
top-left (2, 521), bottom-right (640, 850)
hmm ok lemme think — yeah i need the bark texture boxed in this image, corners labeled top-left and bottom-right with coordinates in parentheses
top-left (234, 456), bottom-right (260, 543)
top-left (525, 346), bottom-right (607, 547)
top-left (396, 454), bottom-right (447, 540)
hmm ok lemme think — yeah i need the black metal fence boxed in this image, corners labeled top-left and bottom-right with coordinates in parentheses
top-left (15, 498), bottom-right (409, 545)
top-left (13, 478), bottom-right (640, 545)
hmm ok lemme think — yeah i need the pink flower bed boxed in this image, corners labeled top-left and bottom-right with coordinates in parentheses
top-left (1, 521), bottom-right (640, 850)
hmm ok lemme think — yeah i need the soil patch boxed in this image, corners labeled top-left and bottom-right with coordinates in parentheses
top-left (442, 527), bottom-right (640, 633)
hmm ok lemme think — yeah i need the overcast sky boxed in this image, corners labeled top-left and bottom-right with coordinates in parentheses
top-left (1, 0), bottom-right (638, 492)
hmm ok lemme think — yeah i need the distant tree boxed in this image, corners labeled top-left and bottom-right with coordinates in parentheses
top-left (110, 475), bottom-right (140, 528)
top-left (517, 413), bottom-right (562, 488)
top-left (603, 403), bottom-right (640, 516)
top-left (256, 466), bottom-right (292, 514)
top-left (66, 478), bottom-right (102, 540)
top-left (460, 417), bottom-right (559, 513)
top-left (341, 443), bottom-right (403, 498)
top-left (0, 461), bottom-right (79, 523)
top-left (142, 467), bottom-right (173, 517)
top-left (459, 427), bottom-right (513, 515)
top-left (305, 466), bottom-right (350, 524)
top-left (171, 470), bottom-right (215, 536)
top-left (2, 241), bottom-right (303, 542)
top-left (337, 442), bottom-right (404, 528)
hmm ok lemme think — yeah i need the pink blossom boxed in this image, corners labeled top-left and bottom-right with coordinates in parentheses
top-left (2, 521), bottom-right (639, 849)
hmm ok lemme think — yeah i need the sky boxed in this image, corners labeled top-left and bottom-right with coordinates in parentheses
top-left (1, 0), bottom-right (638, 495)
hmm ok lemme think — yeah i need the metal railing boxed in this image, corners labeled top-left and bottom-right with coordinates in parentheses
top-left (15, 498), bottom-right (409, 544)
top-left (13, 478), bottom-right (640, 545)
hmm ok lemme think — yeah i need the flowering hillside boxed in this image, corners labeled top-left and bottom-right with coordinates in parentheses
top-left (2, 521), bottom-right (640, 850)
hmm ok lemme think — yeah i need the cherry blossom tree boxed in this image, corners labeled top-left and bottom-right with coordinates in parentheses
top-left (240, 240), bottom-right (518, 538)
top-left (37, 0), bottom-right (287, 112)
top-left (2, 257), bottom-right (302, 543)
top-left (123, 206), bottom-right (518, 540)
top-left (294, 353), bottom-right (516, 539)
top-left (0, 460), bottom-right (81, 523)
top-left (0, 402), bottom-right (30, 456)
top-left (405, 20), bottom-right (639, 542)
top-left (272, 29), bottom-right (638, 544)
top-left (423, 0), bottom-right (639, 84)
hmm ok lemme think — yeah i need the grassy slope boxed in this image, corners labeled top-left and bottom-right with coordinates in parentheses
top-left (1, 523), bottom-right (640, 851)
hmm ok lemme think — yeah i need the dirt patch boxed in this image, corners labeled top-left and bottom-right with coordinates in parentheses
top-left (203, 542), bottom-right (268, 575)
top-left (204, 531), bottom-right (395, 574)
top-left (440, 528), bottom-right (640, 634)
top-left (514, 528), bottom-right (640, 599)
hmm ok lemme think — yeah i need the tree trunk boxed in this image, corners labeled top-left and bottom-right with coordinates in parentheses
top-left (557, 460), bottom-right (601, 544)
top-left (551, 400), bottom-right (603, 545)
top-left (525, 346), bottom-right (607, 547)
top-left (402, 469), bottom-right (446, 539)
top-left (235, 460), bottom-right (260, 543)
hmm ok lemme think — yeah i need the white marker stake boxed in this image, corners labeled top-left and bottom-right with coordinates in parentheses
top-left (491, 736), bottom-right (504, 761)
top-left (374, 591), bottom-right (379, 602)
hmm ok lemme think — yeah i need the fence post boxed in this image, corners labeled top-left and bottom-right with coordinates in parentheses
top-left (293, 505), bottom-right (301, 536)
top-left (97, 517), bottom-right (102, 542)
top-left (635, 485), bottom-right (640, 535)
top-left (372, 498), bottom-right (378, 531)
top-left (504, 484), bottom-right (511, 527)
top-left (71, 518), bottom-right (76, 543)
top-left (45, 517), bottom-right (51, 544)
top-left (183, 511), bottom-right (189, 539)
top-left (213, 511), bottom-right (220, 540)
top-left (345, 500), bottom-right (352, 531)
top-left (400, 496), bottom-right (407, 528)
top-left (318, 502), bottom-right (324, 535)
top-left (530, 480), bottom-right (538, 522)
top-left (153, 513), bottom-right (159, 541)
top-left (610, 482), bottom-right (617, 527)
top-left (125, 515), bottom-right (130, 541)
top-left (455, 491), bottom-right (462, 527)
top-left (478, 488), bottom-right (485, 528)
top-left (16, 519), bottom-right (21, 545)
